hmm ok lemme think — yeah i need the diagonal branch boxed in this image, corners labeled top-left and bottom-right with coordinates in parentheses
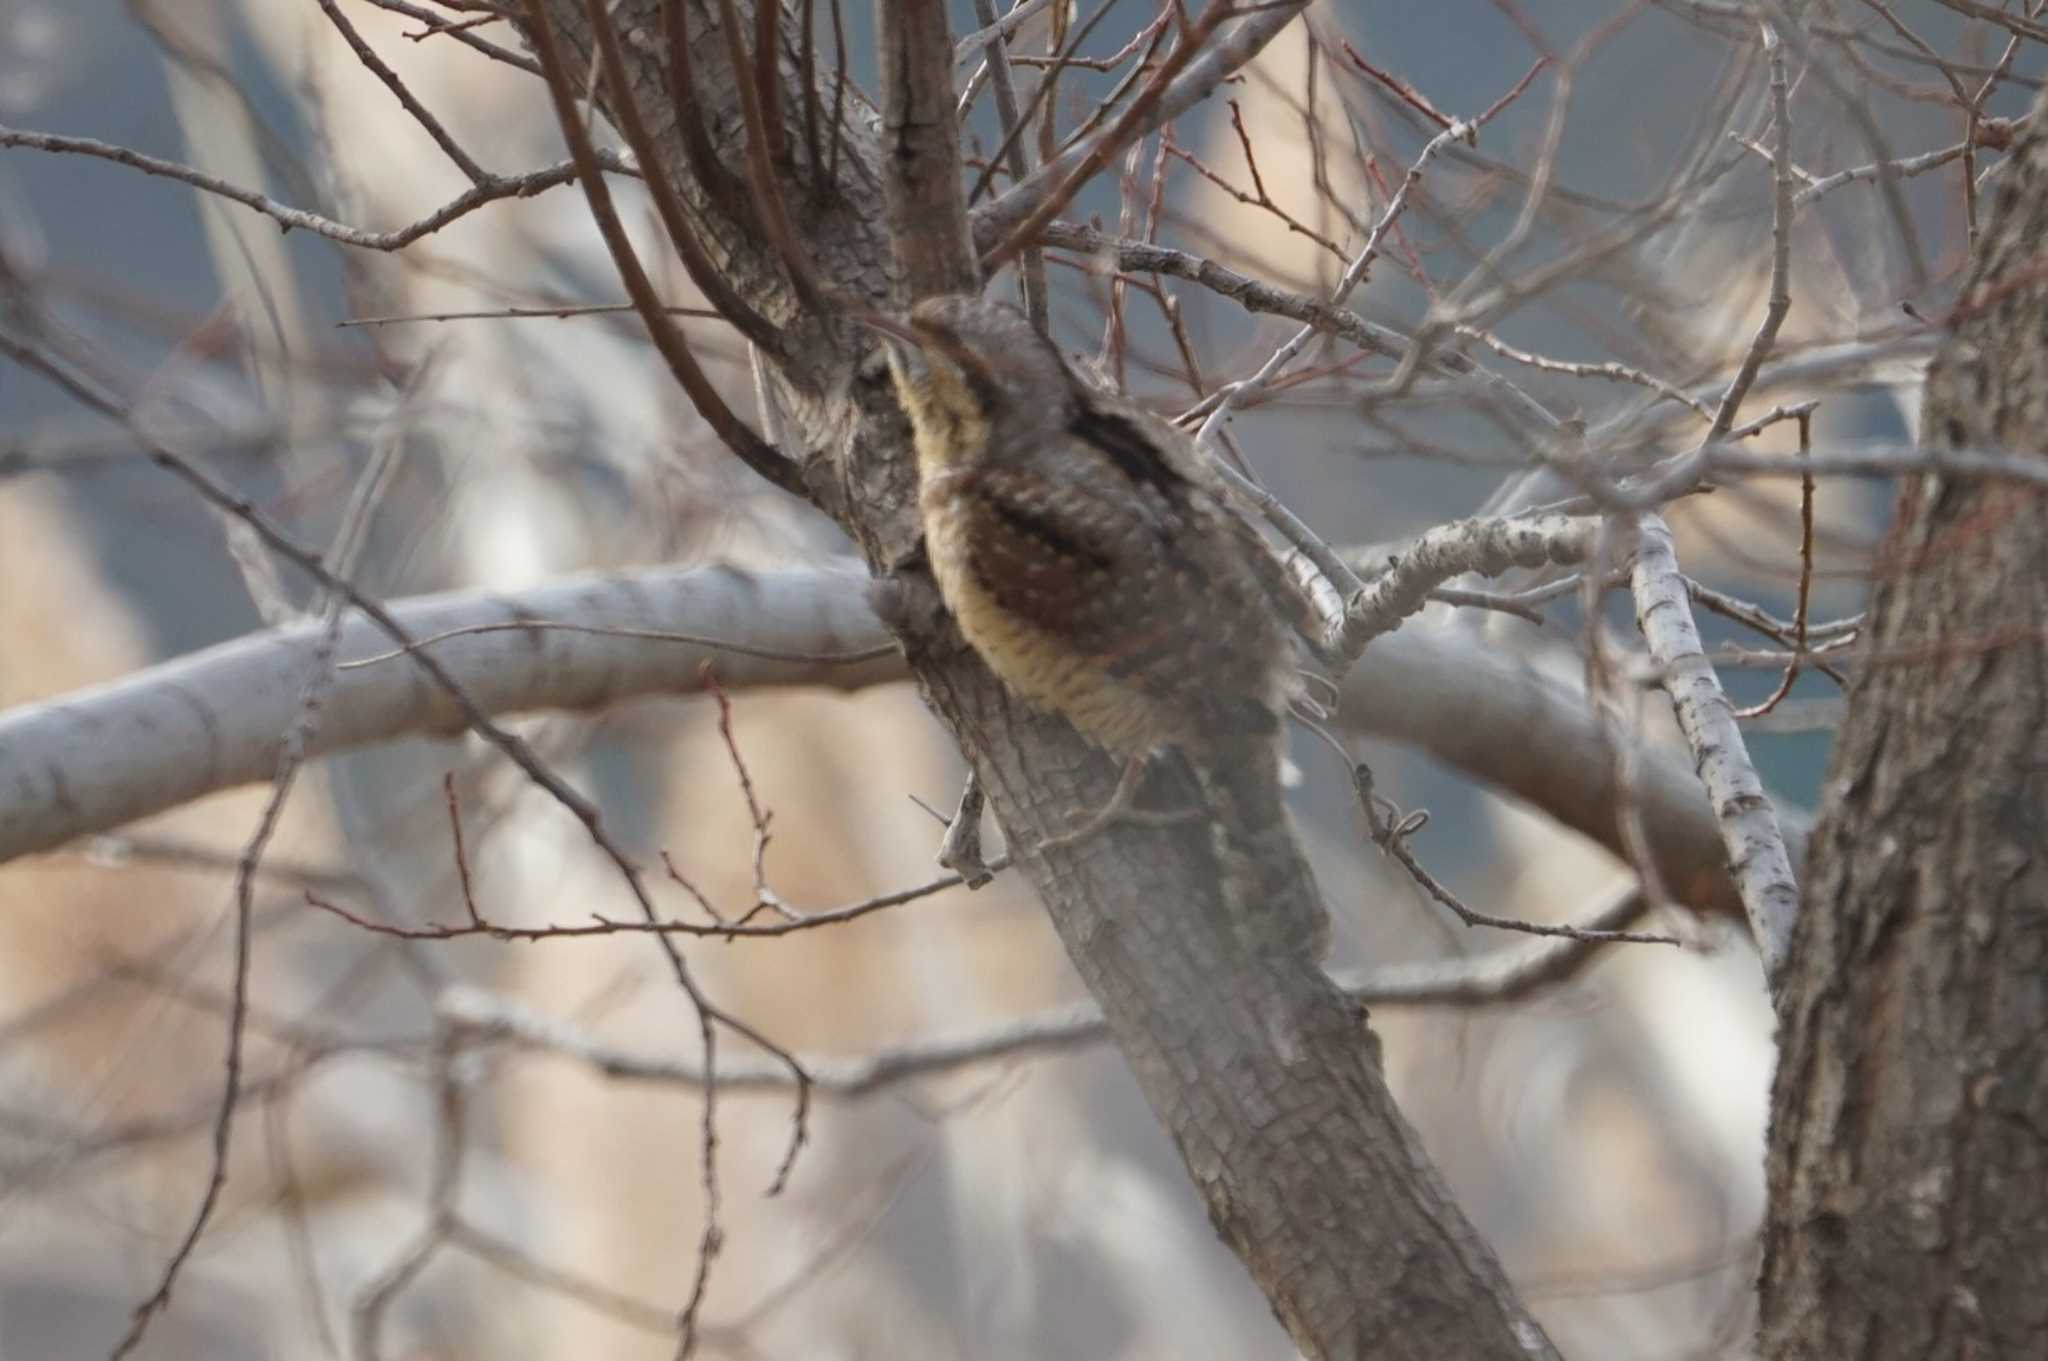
top-left (521, 0), bottom-right (808, 498)
top-left (582, 0), bottom-right (787, 353)
top-left (972, 0), bottom-right (1310, 257)
top-left (0, 124), bottom-right (623, 250)
top-left (1630, 515), bottom-right (1800, 978)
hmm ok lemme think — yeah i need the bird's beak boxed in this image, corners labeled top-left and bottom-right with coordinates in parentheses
top-left (850, 311), bottom-right (930, 386)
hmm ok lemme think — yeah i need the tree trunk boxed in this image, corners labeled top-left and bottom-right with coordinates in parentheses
top-left (517, 2), bottom-right (1556, 1356)
top-left (1760, 95), bottom-right (2048, 1360)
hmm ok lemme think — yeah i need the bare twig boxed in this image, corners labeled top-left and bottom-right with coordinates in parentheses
top-left (0, 124), bottom-right (627, 250)
top-left (972, 0), bottom-right (1048, 324)
top-left (109, 382), bottom-right (407, 1360)
top-left (433, 881), bottom-right (1671, 1103)
top-left (1193, 64), bottom-right (1543, 450)
top-left (975, 1), bottom-right (1314, 262)
top-left (539, 0), bottom-right (803, 494)
top-left (1734, 409), bottom-right (1818, 717)
top-left (1703, 22), bottom-right (1795, 442)
top-left (340, 618), bottom-right (898, 670)
top-left (337, 302), bottom-right (724, 327)
top-left (1038, 222), bottom-right (1563, 432)
top-left (1357, 765), bottom-right (1678, 947)
top-left (358, 0), bottom-right (536, 70)
top-left (583, 0), bottom-right (788, 354)
top-left (315, 0), bottom-right (489, 184)
top-left (303, 854), bottom-right (1004, 942)
top-left (954, 0), bottom-right (1053, 60)
top-left (352, 1023), bottom-right (466, 1361)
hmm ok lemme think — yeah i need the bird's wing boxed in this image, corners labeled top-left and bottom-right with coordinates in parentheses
top-left (952, 460), bottom-right (1160, 664)
top-left (953, 461), bottom-right (1281, 731)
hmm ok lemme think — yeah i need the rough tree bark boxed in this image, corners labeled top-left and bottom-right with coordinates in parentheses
top-left (514, 1), bottom-right (1555, 1356)
top-left (1760, 91), bottom-right (2048, 1360)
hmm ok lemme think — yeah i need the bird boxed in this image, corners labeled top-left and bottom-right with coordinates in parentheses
top-left (870, 292), bottom-right (1327, 961)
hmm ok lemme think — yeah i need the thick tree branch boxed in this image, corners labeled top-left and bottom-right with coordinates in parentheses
top-left (1630, 515), bottom-right (1800, 978)
top-left (1, 557), bottom-right (1781, 945)
top-left (0, 566), bottom-right (896, 864)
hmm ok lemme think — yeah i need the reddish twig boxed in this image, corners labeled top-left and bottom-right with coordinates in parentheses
top-left (1341, 41), bottom-right (1455, 129)
top-left (714, 0), bottom-right (831, 316)
top-left (0, 125), bottom-right (624, 252)
top-left (1353, 766), bottom-right (1679, 946)
top-left (303, 860), bottom-right (999, 943)
top-left (700, 664), bottom-right (796, 925)
top-left (444, 772), bottom-right (484, 927)
top-left (1157, 103), bottom-right (1347, 259)
top-left (524, 0), bottom-right (804, 498)
top-left (1736, 410), bottom-right (1818, 718)
top-left (586, 0), bottom-right (786, 355)
top-left (983, 3), bottom-right (1235, 272)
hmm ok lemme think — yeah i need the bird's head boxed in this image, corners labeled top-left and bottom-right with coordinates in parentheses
top-left (861, 295), bottom-right (1075, 472)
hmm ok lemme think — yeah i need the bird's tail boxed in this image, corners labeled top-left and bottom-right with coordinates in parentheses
top-left (1189, 735), bottom-right (1329, 964)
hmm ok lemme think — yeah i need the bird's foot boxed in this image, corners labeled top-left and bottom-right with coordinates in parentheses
top-left (1036, 755), bottom-right (1202, 853)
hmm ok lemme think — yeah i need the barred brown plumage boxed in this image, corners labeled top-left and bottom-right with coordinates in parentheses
top-left (873, 292), bottom-right (1328, 961)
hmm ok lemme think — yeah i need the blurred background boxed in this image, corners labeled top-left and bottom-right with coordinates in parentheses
top-left (0, 1), bottom-right (2027, 1356)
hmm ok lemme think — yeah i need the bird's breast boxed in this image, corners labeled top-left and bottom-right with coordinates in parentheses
top-left (919, 473), bottom-right (1167, 756)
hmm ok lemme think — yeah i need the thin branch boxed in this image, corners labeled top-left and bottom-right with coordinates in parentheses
top-left (1786, 135), bottom-right (1974, 208)
top-left (434, 883), bottom-right (1670, 1102)
top-left (1193, 66), bottom-right (1542, 450)
top-left (0, 124), bottom-right (626, 250)
top-left (303, 854), bottom-right (1007, 941)
top-left (340, 618), bottom-right (897, 669)
top-left (1704, 22), bottom-right (1795, 441)
top-left (975, 0), bottom-right (1313, 261)
top-left (583, 0), bottom-right (788, 354)
top-left (315, 0), bottom-right (489, 184)
top-left (357, 0), bottom-right (539, 72)
top-left (351, 1024), bottom-right (465, 1361)
top-left (1037, 221), bottom-right (1563, 432)
top-left (522, 0), bottom-right (807, 498)
top-left (1356, 765), bottom-right (1678, 947)
top-left (111, 382), bottom-right (407, 1359)
top-left (954, 0), bottom-right (1054, 60)
top-left (1765, 2), bottom-right (1931, 293)
top-left (337, 302), bottom-right (724, 327)
top-left (982, 3), bottom-right (1239, 273)
top-left (972, 0), bottom-right (1048, 324)
top-left (1453, 324), bottom-right (1713, 420)
top-left (1734, 410), bottom-right (1818, 717)
top-left (1930, 0), bottom-right (2048, 51)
